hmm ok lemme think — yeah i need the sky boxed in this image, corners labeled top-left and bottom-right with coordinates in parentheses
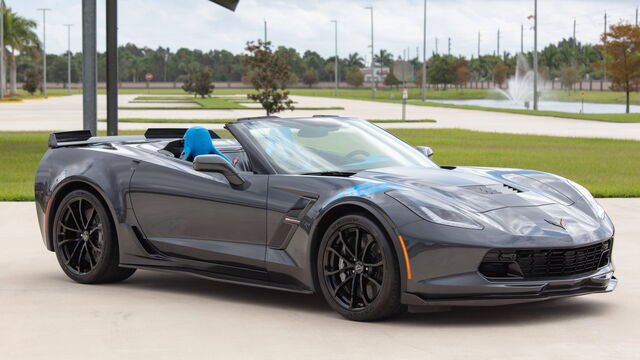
top-left (10, 0), bottom-right (640, 62)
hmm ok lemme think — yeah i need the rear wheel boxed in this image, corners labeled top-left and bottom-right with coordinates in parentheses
top-left (53, 190), bottom-right (135, 283)
top-left (317, 214), bottom-right (404, 321)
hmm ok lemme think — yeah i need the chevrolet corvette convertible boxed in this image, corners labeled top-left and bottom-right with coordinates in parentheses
top-left (35, 116), bottom-right (616, 321)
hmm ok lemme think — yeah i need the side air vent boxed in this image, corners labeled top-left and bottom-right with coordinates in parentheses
top-left (462, 184), bottom-right (522, 195)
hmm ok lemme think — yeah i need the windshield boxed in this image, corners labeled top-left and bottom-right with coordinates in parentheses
top-left (234, 117), bottom-right (437, 174)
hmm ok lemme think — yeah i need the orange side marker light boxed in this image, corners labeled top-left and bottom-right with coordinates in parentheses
top-left (397, 234), bottom-right (412, 280)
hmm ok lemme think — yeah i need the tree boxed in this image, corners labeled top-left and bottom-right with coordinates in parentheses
top-left (493, 62), bottom-right (508, 88)
top-left (181, 74), bottom-right (194, 94)
top-left (453, 59), bottom-right (471, 90)
top-left (3, 8), bottom-right (41, 95)
top-left (345, 66), bottom-right (364, 88)
top-left (560, 66), bottom-right (580, 91)
top-left (598, 23), bottom-right (640, 113)
top-left (242, 40), bottom-right (294, 116)
top-left (346, 53), bottom-right (365, 68)
top-left (22, 68), bottom-right (40, 95)
top-left (302, 70), bottom-right (319, 88)
top-left (427, 55), bottom-right (455, 89)
top-left (384, 71), bottom-right (401, 88)
top-left (192, 68), bottom-right (215, 98)
top-left (287, 72), bottom-right (299, 87)
top-left (374, 49), bottom-right (394, 67)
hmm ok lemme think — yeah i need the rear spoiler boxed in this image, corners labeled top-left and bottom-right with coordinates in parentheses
top-left (144, 128), bottom-right (221, 139)
top-left (48, 130), bottom-right (93, 148)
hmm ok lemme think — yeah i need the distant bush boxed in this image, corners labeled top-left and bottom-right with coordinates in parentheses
top-left (346, 67), bottom-right (364, 88)
top-left (192, 68), bottom-right (215, 98)
top-left (22, 69), bottom-right (41, 95)
top-left (302, 70), bottom-right (319, 88)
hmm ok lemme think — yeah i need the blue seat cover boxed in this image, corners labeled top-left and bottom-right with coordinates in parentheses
top-left (181, 126), bottom-right (230, 162)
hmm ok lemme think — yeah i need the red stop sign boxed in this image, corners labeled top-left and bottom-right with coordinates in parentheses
top-left (145, 73), bottom-right (153, 81)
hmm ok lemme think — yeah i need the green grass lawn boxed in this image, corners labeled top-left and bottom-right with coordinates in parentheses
top-left (542, 89), bottom-right (640, 105)
top-left (123, 95), bottom-right (343, 111)
top-left (9, 87), bottom-right (640, 123)
top-left (1, 128), bottom-right (638, 201)
top-left (13, 87), bottom-right (640, 104)
top-left (99, 118), bottom-right (436, 124)
top-left (205, 89), bottom-right (640, 123)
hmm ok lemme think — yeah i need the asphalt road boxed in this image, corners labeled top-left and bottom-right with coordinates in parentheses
top-left (1, 200), bottom-right (639, 359)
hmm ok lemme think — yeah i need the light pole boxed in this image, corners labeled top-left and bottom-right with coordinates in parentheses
top-left (331, 20), bottom-right (338, 96)
top-left (64, 24), bottom-right (73, 93)
top-left (0, 0), bottom-right (6, 98)
top-left (264, 20), bottom-right (267, 43)
top-left (497, 28), bottom-right (500, 57)
top-left (421, 0), bottom-right (427, 101)
top-left (364, 6), bottom-right (375, 99)
top-left (164, 49), bottom-right (169, 83)
top-left (521, 23), bottom-right (524, 53)
top-left (83, 0), bottom-right (97, 135)
top-left (37, 8), bottom-right (51, 97)
top-left (533, 0), bottom-right (539, 110)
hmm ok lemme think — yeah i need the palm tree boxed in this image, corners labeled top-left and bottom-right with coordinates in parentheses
top-left (346, 52), bottom-right (365, 68)
top-left (374, 49), bottom-right (394, 67)
top-left (3, 8), bottom-right (41, 95)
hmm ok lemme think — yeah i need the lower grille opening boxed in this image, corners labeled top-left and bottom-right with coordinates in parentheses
top-left (480, 239), bottom-right (612, 279)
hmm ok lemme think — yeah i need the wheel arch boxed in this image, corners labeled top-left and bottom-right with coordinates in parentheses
top-left (308, 199), bottom-right (407, 293)
top-left (46, 177), bottom-right (119, 251)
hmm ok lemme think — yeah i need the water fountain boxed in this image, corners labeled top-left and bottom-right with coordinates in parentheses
top-left (494, 54), bottom-right (540, 109)
top-left (428, 54), bottom-right (637, 113)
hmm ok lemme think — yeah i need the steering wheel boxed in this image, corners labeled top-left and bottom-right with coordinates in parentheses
top-left (345, 150), bottom-right (370, 160)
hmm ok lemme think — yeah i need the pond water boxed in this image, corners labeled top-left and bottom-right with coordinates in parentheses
top-left (426, 99), bottom-right (639, 114)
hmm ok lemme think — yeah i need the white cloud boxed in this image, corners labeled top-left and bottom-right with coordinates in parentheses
top-left (9, 0), bottom-right (640, 59)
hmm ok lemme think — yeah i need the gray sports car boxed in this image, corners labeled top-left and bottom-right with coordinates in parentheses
top-left (35, 116), bottom-right (616, 321)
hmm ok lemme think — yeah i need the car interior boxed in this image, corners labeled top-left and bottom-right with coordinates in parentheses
top-left (155, 133), bottom-right (253, 173)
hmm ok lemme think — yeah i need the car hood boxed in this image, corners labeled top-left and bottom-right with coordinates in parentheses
top-left (353, 166), bottom-right (576, 213)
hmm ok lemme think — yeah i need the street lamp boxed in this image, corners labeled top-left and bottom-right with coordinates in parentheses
top-left (421, 0), bottom-right (427, 101)
top-left (1, 0), bottom-right (6, 98)
top-left (64, 24), bottom-right (73, 94)
top-left (37, 8), bottom-right (51, 97)
top-left (330, 20), bottom-right (338, 96)
top-left (364, 6), bottom-right (375, 99)
top-left (533, 0), bottom-right (538, 110)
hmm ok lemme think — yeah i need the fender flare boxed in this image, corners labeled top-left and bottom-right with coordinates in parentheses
top-left (46, 176), bottom-right (122, 251)
top-left (308, 197), bottom-right (408, 292)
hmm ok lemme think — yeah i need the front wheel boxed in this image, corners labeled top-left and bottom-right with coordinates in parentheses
top-left (52, 190), bottom-right (136, 284)
top-left (317, 214), bottom-right (405, 321)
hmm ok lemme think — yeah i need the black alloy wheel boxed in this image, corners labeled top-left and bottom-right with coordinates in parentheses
top-left (317, 214), bottom-right (404, 321)
top-left (56, 196), bottom-right (104, 274)
top-left (53, 190), bottom-right (135, 283)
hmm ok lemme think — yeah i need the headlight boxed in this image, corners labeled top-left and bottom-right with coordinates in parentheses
top-left (387, 190), bottom-right (483, 230)
top-left (566, 179), bottom-right (606, 220)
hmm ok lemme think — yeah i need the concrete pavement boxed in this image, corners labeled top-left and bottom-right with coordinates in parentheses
top-left (1, 199), bottom-right (638, 359)
top-left (3, 94), bottom-right (640, 140)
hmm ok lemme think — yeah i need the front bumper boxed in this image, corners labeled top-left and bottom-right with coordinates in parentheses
top-left (401, 264), bottom-right (617, 307)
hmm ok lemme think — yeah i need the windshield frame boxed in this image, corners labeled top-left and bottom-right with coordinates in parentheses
top-left (226, 117), bottom-right (438, 175)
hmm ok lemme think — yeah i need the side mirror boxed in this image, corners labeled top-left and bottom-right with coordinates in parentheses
top-left (416, 146), bottom-right (434, 159)
top-left (193, 155), bottom-right (245, 187)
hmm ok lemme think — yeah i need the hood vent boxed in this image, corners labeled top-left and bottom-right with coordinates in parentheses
top-left (462, 184), bottom-right (522, 195)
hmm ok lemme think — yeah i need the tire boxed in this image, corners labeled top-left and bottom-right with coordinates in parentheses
top-left (317, 214), bottom-right (405, 321)
top-left (52, 190), bottom-right (136, 284)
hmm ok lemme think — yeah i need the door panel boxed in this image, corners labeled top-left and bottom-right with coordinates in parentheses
top-left (130, 160), bottom-right (268, 271)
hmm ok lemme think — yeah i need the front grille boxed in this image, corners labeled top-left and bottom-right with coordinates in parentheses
top-left (480, 240), bottom-right (612, 279)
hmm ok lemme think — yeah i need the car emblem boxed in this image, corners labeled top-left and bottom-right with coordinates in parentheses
top-left (545, 218), bottom-right (567, 230)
